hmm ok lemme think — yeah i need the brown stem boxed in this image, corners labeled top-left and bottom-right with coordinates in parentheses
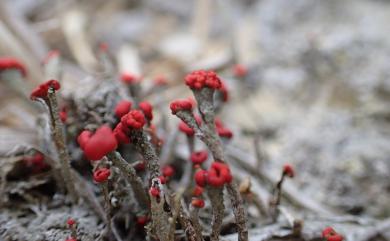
top-left (102, 182), bottom-right (112, 234)
top-left (47, 88), bottom-right (78, 202)
top-left (107, 151), bottom-right (149, 209)
top-left (178, 206), bottom-right (203, 241)
top-left (189, 206), bottom-right (204, 241)
top-left (226, 183), bottom-right (249, 241)
top-left (130, 130), bottom-right (161, 181)
top-left (207, 187), bottom-right (225, 241)
top-left (70, 225), bottom-right (77, 239)
top-left (246, 192), bottom-right (268, 217)
top-left (168, 191), bottom-right (183, 241)
top-left (178, 136), bottom-right (195, 190)
top-left (149, 178), bottom-right (171, 241)
top-left (269, 174), bottom-right (285, 221)
top-left (275, 174), bottom-right (286, 206)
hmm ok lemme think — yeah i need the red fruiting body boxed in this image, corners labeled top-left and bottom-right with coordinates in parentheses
top-left (121, 110), bottom-right (146, 130)
top-left (113, 123), bottom-right (131, 144)
top-left (322, 227), bottom-right (344, 241)
top-left (30, 79), bottom-right (61, 100)
top-left (185, 70), bottom-right (222, 90)
top-left (67, 218), bottom-right (76, 226)
top-left (158, 175), bottom-right (167, 184)
top-left (77, 130), bottom-right (92, 150)
top-left (215, 118), bottom-right (233, 139)
top-left (78, 125), bottom-right (118, 161)
top-left (191, 198), bottom-right (205, 208)
top-left (217, 127), bottom-right (233, 139)
top-left (194, 169), bottom-right (208, 187)
top-left (60, 110), bottom-right (67, 123)
top-left (115, 100), bottom-right (132, 118)
top-left (65, 238), bottom-right (77, 241)
top-left (120, 72), bottom-right (139, 84)
top-left (179, 121), bottom-right (195, 136)
top-left (185, 70), bottom-right (221, 89)
top-left (190, 151), bottom-right (208, 165)
top-left (162, 165), bottom-right (175, 177)
top-left (326, 235), bottom-right (344, 241)
top-left (207, 168), bottom-right (225, 187)
top-left (215, 118), bottom-right (223, 128)
top-left (219, 81), bottom-right (229, 102)
top-left (0, 57), bottom-right (27, 76)
top-left (139, 101), bottom-right (153, 121)
top-left (153, 75), bottom-right (168, 86)
top-left (322, 227), bottom-right (336, 237)
top-left (136, 215), bottom-right (149, 226)
top-left (233, 64), bottom-right (248, 77)
top-left (170, 99), bottom-right (193, 114)
top-left (149, 187), bottom-right (160, 197)
top-left (134, 161), bottom-right (146, 172)
top-left (93, 168), bottom-right (111, 183)
top-left (283, 164), bottom-right (294, 178)
top-left (178, 115), bottom-right (201, 136)
top-left (43, 50), bottom-right (60, 65)
top-left (212, 162), bottom-right (233, 183)
top-left (24, 153), bottom-right (47, 173)
top-left (192, 186), bottom-right (204, 196)
top-left (207, 162), bottom-right (232, 187)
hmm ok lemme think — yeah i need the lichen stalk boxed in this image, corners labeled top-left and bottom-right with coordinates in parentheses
top-left (47, 88), bottom-right (79, 202)
top-left (107, 151), bottom-right (149, 209)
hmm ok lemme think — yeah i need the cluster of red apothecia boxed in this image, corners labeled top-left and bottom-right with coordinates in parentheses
top-left (322, 227), bottom-right (344, 241)
top-left (194, 162), bottom-right (232, 188)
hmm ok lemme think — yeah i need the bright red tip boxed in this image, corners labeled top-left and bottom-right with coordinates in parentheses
top-left (190, 151), bottom-right (208, 165)
top-left (121, 110), bottom-right (146, 130)
top-left (233, 64), bottom-right (248, 77)
top-left (23, 152), bottom-right (48, 173)
top-left (191, 198), bottom-right (205, 208)
top-left (207, 162), bottom-right (232, 187)
top-left (93, 168), bottom-right (111, 183)
top-left (120, 72), bottom-right (140, 84)
top-left (185, 70), bottom-right (222, 90)
top-left (78, 126), bottom-right (118, 161)
top-left (149, 187), bottom-right (160, 197)
top-left (322, 227), bottom-right (344, 241)
top-left (0, 57), bottom-right (27, 77)
top-left (219, 80), bottom-right (229, 102)
top-left (162, 165), bottom-right (175, 178)
top-left (283, 164), bottom-right (294, 178)
top-left (194, 169), bottom-right (208, 187)
top-left (30, 79), bottom-right (61, 100)
top-left (170, 99), bottom-right (193, 114)
top-left (115, 100), bottom-right (132, 118)
top-left (192, 185), bottom-right (204, 196)
top-left (136, 215), bottom-right (149, 226)
top-left (139, 101), bottom-right (153, 121)
top-left (113, 123), bottom-right (131, 144)
top-left (67, 218), bottom-right (76, 226)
